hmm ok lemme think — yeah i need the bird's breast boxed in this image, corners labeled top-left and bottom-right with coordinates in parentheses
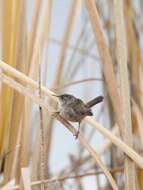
top-left (59, 106), bottom-right (90, 122)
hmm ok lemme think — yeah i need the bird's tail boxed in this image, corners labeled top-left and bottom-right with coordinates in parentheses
top-left (86, 96), bottom-right (103, 108)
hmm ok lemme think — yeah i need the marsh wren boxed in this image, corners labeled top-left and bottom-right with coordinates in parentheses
top-left (54, 94), bottom-right (103, 138)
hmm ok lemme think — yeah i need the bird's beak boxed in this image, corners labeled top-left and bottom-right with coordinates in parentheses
top-left (52, 94), bottom-right (61, 97)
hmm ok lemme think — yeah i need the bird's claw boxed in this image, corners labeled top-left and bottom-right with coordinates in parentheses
top-left (73, 131), bottom-right (79, 139)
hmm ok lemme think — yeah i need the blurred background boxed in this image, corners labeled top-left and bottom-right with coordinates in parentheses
top-left (0, 0), bottom-right (143, 189)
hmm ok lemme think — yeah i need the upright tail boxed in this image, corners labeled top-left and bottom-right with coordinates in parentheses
top-left (86, 96), bottom-right (103, 108)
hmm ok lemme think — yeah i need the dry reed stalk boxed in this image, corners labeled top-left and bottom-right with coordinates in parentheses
top-left (0, 0), bottom-right (13, 170)
top-left (0, 60), bottom-right (56, 97)
top-left (8, 167), bottom-right (124, 189)
top-left (1, 69), bottom-right (143, 169)
top-left (31, 167), bottom-right (124, 184)
top-left (16, 1), bottom-right (31, 174)
top-left (97, 126), bottom-right (119, 154)
top-left (1, 0), bottom-right (21, 183)
top-left (125, 11), bottom-right (143, 188)
top-left (30, 124), bottom-right (41, 180)
top-left (7, 1), bottom-right (27, 183)
top-left (85, 0), bottom-right (123, 134)
top-left (38, 0), bottom-right (52, 47)
top-left (124, 2), bottom-right (142, 109)
top-left (113, 0), bottom-right (137, 189)
top-left (30, 0), bottom-right (52, 74)
top-left (43, 0), bottom-right (52, 83)
top-left (21, 100), bottom-right (32, 165)
top-left (125, 16), bottom-right (143, 190)
top-left (27, 0), bottom-right (41, 65)
top-left (86, 117), bottom-right (143, 169)
top-left (132, 99), bottom-right (143, 146)
top-left (138, 169), bottom-right (143, 190)
top-left (11, 119), bottom-right (23, 187)
top-left (0, 73), bottom-right (51, 111)
top-left (38, 49), bottom-right (46, 189)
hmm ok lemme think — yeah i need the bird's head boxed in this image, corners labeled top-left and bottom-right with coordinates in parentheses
top-left (53, 94), bottom-right (76, 105)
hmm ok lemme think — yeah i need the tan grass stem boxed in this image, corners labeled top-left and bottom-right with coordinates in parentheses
top-left (85, 0), bottom-right (123, 133)
top-left (11, 167), bottom-right (124, 189)
top-left (27, 0), bottom-right (41, 64)
top-left (0, 60), bottom-right (56, 97)
top-left (113, 0), bottom-right (137, 189)
top-left (38, 50), bottom-right (46, 189)
top-left (86, 117), bottom-right (143, 169)
top-left (132, 99), bottom-right (143, 146)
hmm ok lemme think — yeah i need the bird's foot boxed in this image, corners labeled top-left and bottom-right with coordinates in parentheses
top-left (52, 111), bottom-right (60, 117)
top-left (73, 131), bottom-right (79, 139)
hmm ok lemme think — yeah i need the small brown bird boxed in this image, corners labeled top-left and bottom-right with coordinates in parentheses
top-left (54, 94), bottom-right (103, 138)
